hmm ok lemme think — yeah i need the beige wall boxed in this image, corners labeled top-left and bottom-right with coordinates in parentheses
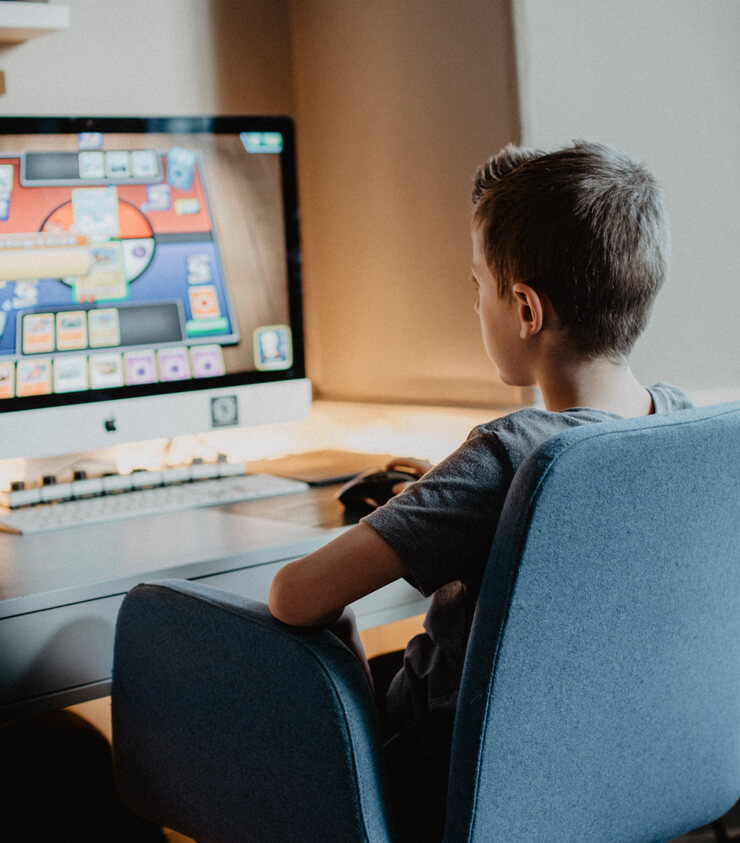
top-left (513, 0), bottom-right (740, 403)
top-left (4, 1), bottom-right (736, 409)
top-left (290, 0), bottom-right (526, 406)
top-left (0, 0), bottom-right (294, 115)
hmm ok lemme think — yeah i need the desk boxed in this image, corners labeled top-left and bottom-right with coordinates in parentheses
top-left (0, 400), bottom-right (509, 722)
top-left (0, 483), bottom-right (430, 722)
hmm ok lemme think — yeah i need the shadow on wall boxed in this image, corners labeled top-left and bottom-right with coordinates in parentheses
top-left (208, 0), bottom-right (295, 116)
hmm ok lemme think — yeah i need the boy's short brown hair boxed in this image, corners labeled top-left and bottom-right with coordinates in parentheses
top-left (472, 141), bottom-right (670, 358)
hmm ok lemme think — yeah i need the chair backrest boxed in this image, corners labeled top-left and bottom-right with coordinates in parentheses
top-left (113, 582), bottom-right (395, 843)
top-left (445, 402), bottom-right (740, 843)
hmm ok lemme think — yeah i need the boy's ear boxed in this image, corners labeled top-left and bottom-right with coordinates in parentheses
top-left (511, 282), bottom-right (545, 339)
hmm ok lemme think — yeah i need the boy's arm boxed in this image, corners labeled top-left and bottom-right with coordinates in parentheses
top-left (268, 522), bottom-right (408, 627)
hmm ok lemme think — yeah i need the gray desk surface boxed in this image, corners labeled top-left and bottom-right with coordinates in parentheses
top-left (0, 485), bottom-right (356, 618)
top-left (0, 486), bottom-right (429, 718)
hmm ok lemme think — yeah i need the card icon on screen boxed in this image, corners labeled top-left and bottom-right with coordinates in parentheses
top-left (141, 183), bottom-right (170, 212)
top-left (78, 133), bottom-right (104, 150)
top-left (186, 253), bottom-right (212, 284)
top-left (254, 325), bottom-right (292, 371)
top-left (79, 151), bottom-right (105, 180)
top-left (89, 352), bottom-right (124, 389)
top-left (131, 150), bottom-right (160, 180)
top-left (190, 345), bottom-right (225, 379)
top-left (157, 347), bottom-right (191, 382)
top-left (0, 164), bottom-right (15, 195)
top-left (56, 310), bottom-right (88, 350)
top-left (17, 358), bottom-right (52, 396)
top-left (174, 198), bottom-right (200, 215)
top-left (0, 162), bottom-right (14, 220)
top-left (167, 146), bottom-right (197, 191)
top-left (189, 285), bottom-right (221, 319)
top-left (105, 151), bottom-right (131, 180)
top-left (123, 349), bottom-right (158, 385)
top-left (72, 186), bottom-right (119, 240)
top-left (74, 245), bottom-right (127, 303)
top-left (0, 360), bottom-right (15, 399)
top-left (22, 313), bottom-right (55, 354)
top-left (53, 355), bottom-right (89, 393)
top-left (88, 308), bottom-right (121, 348)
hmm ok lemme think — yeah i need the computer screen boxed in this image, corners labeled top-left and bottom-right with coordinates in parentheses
top-left (0, 116), bottom-right (310, 459)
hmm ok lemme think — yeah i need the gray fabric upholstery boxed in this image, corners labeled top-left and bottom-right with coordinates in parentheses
top-left (112, 402), bottom-right (740, 842)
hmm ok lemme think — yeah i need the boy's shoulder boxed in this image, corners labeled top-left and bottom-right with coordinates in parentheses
top-left (469, 404), bottom-right (612, 447)
top-left (647, 382), bottom-right (695, 413)
top-left (466, 382), bottom-right (693, 460)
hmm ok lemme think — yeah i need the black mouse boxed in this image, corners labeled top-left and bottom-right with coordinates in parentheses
top-left (337, 467), bottom-right (421, 511)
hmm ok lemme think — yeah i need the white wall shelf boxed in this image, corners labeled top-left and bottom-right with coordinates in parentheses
top-left (0, 2), bottom-right (70, 44)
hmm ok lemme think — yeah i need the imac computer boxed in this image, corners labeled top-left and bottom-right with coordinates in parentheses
top-left (0, 115), bottom-right (310, 462)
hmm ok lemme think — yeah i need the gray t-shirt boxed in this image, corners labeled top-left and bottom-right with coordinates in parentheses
top-left (363, 383), bottom-right (694, 757)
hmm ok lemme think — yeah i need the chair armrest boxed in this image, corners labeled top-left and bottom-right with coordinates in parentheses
top-left (112, 579), bottom-right (394, 843)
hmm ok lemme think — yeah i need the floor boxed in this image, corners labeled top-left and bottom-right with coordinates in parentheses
top-left (157, 802), bottom-right (740, 842)
top-left (158, 807), bottom-right (740, 841)
top-left (163, 831), bottom-right (193, 843)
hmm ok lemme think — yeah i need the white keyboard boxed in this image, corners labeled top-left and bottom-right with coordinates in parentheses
top-left (0, 473), bottom-right (310, 535)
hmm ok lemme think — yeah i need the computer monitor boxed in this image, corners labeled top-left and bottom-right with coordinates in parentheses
top-left (0, 116), bottom-right (310, 460)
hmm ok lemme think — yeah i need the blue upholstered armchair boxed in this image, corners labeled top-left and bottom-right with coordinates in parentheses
top-left (112, 402), bottom-right (740, 842)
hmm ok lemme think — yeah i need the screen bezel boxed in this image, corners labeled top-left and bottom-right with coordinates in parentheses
top-left (0, 114), bottom-right (306, 414)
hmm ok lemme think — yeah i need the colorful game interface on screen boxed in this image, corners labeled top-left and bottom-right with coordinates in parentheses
top-left (0, 131), bottom-right (292, 401)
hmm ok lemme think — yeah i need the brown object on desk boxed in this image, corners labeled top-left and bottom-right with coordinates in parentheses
top-left (247, 449), bottom-right (395, 486)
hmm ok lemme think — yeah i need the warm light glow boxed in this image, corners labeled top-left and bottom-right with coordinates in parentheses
top-left (0, 457), bottom-right (25, 492)
top-left (111, 400), bottom-right (507, 471)
top-left (0, 400), bottom-right (516, 489)
top-left (113, 438), bottom-right (169, 475)
top-left (199, 400), bottom-right (509, 464)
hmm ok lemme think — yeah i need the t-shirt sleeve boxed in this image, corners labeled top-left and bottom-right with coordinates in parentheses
top-left (362, 427), bottom-right (515, 596)
top-left (648, 382), bottom-right (695, 413)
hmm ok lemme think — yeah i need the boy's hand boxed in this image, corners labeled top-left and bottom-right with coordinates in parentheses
top-left (385, 457), bottom-right (433, 495)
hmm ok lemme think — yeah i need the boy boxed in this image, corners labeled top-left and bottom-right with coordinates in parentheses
top-left (268, 141), bottom-right (693, 838)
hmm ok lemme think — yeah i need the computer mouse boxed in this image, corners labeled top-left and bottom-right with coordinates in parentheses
top-left (336, 467), bottom-right (422, 511)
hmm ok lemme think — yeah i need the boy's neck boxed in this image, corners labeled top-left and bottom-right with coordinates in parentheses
top-left (536, 354), bottom-right (653, 417)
